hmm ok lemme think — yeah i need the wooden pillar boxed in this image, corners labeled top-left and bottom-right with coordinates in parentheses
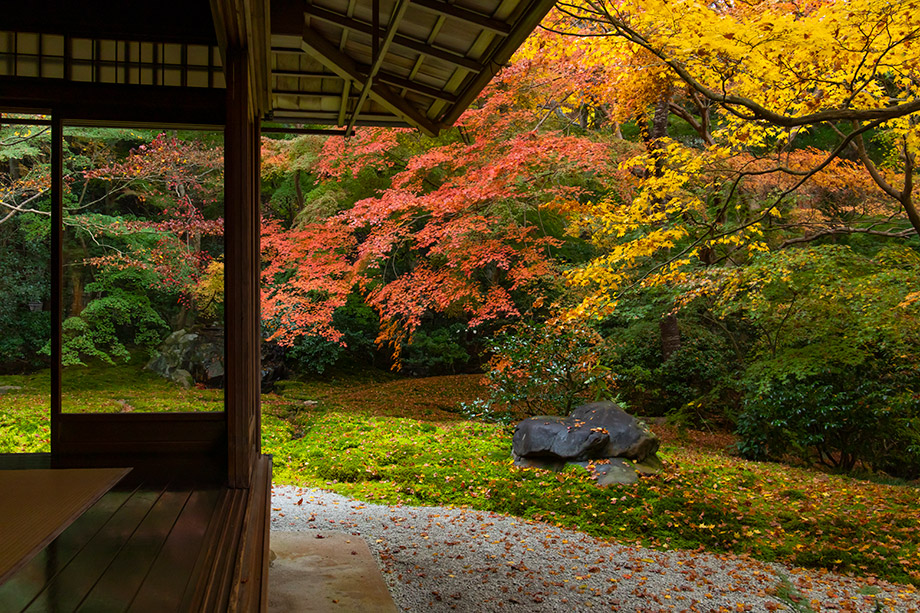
top-left (224, 44), bottom-right (261, 488)
top-left (50, 113), bottom-right (63, 454)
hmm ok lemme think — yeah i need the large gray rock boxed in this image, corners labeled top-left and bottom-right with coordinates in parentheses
top-left (512, 416), bottom-right (608, 462)
top-left (570, 401), bottom-right (660, 461)
top-left (512, 401), bottom-right (661, 486)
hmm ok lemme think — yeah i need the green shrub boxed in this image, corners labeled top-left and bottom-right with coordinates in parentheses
top-left (738, 368), bottom-right (920, 478)
top-left (722, 245), bottom-right (920, 478)
top-left (279, 294), bottom-right (381, 375)
top-left (606, 318), bottom-right (742, 423)
top-left (401, 324), bottom-right (471, 376)
top-left (57, 274), bottom-right (169, 366)
top-left (466, 319), bottom-right (611, 420)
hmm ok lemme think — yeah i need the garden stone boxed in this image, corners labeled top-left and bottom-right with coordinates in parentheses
top-left (594, 459), bottom-right (639, 486)
top-left (512, 416), bottom-right (609, 461)
top-left (0, 385), bottom-right (22, 396)
top-left (170, 368), bottom-right (194, 390)
top-left (147, 327), bottom-right (224, 387)
top-left (512, 401), bottom-right (661, 488)
top-left (570, 401), bottom-right (659, 462)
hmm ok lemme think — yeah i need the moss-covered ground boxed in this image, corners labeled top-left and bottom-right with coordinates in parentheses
top-left (1, 363), bottom-right (918, 586)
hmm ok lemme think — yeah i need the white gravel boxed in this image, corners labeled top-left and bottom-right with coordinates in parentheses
top-left (270, 485), bottom-right (920, 612)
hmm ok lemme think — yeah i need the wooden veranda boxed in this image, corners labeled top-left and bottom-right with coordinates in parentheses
top-left (0, 0), bottom-right (555, 609)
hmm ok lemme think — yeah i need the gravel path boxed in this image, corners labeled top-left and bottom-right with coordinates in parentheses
top-left (271, 485), bottom-right (920, 612)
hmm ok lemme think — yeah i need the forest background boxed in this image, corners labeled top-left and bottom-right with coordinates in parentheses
top-left (2, 0), bottom-right (919, 483)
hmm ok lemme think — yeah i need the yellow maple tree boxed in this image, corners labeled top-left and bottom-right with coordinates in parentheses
top-left (540, 0), bottom-right (920, 317)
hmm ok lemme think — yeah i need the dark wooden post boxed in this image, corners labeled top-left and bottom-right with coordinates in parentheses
top-left (50, 113), bottom-right (63, 454)
top-left (224, 44), bottom-right (262, 488)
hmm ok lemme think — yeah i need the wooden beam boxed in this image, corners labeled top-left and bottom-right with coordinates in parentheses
top-left (0, 78), bottom-right (225, 127)
top-left (270, 109), bottom-right (409, 126)
top-left (271, 69), bottom-right (337, 78)
top-left (338, 80), bottom-right (352, 126)
top-left (410, 0), bottom-right (511, 35)
top-left (299, 24), bottom-right (440, 136)
top-left (262, 125), bottom-right (349, 135)
top-left (301, 3), bottom-right (483, 72)
top-left (50, 113), bottom-right (62, 456)
top-left (3, 0), bottom-right (218, 44)
top-left (372, 69), bottom-right (458, 103)
top-left (224, 44), bottom-right (261, 488)
top-left (271, 89), bottom-right (345, 99)
top-left (346, 0), bottom-right (411, 134)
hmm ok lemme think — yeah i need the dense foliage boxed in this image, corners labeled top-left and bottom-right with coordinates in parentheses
top-left (1, 125), bottom-right (224, 371)
top-left (254, 6), bottom-right (920, 474)
top-left (2, 0), bottom-right (918, 492)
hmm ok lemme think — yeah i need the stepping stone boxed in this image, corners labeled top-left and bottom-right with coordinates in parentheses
top-left (269, 530), bottom-right (398, 613)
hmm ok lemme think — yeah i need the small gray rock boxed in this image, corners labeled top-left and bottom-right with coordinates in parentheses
top-left (594, 459), bottom-right (639, 486)
top-left (633, 454), bottom-right (664, 475)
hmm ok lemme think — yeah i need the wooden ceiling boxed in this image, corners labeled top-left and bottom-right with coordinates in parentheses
top-left (269, 0), bottom-right (556, 135)
top-left (0, 0), bottom-right (556, 135)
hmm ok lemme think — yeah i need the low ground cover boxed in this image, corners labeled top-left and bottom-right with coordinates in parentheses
top-left (1, 364), bottom-right (918, 586)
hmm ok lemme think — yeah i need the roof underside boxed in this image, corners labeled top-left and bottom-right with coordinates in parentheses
top-left (0, 0), bottom-right (555, 135)
top-left (270, 0), bottom-right (555, 135)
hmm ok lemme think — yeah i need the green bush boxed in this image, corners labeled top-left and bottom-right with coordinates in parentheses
top-left (281, 295), bottom-right (380, 375)
top-left (400, 324), bottom-right (471, 376)
top-left (284, 334), bottom-right (344, 375)
top-left (738, 368), bottom-right (920, 478)
top-left (726, 245), bottom-right (920, 478)
top-left (55, 267), bottom-right (170, 366)
top-left (606, 318), bottom-right (742, 423)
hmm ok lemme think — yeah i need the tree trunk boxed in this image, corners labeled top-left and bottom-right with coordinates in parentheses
top-left (650, 95), bottom-right (670, 142)
top-left (660, 314), bottom-right (681, 362)
top-left (69, 236), bottom-right (89, 317)
top-left (70, 267), bottom-right (84, 316)
top-left (294, 169), bottom-right (304, 211)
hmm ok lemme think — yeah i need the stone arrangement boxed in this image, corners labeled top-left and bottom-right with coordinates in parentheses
top-left (145, 328), bottom-right (224, 389)
top-left (512, 401), bottom-right (662, 485)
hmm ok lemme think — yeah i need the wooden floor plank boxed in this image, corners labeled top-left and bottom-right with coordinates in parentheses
top-left (74, 489), bottom-right (192, 613)
top-left (1, 463), bottom-right (270, 613)
top-left (125, 488), bottom-right (221, 613)
top-left (0, 489), bottom-right (134, 612)
top-left (22, 488), bottom-right (164, 613)
top-left (176, 488), bottom-right (235, 612)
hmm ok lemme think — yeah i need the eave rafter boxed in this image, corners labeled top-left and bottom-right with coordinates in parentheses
top-left (345, 0), bottom-right (411, 133)
top-left (299, 22), bottom-right (441, 135)
top-left (410, 0), bottom-right (511, 35)
top-left (266, 0), bottom-right (558, 134)
top-left (301, 3), bottom-right (484, 72)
